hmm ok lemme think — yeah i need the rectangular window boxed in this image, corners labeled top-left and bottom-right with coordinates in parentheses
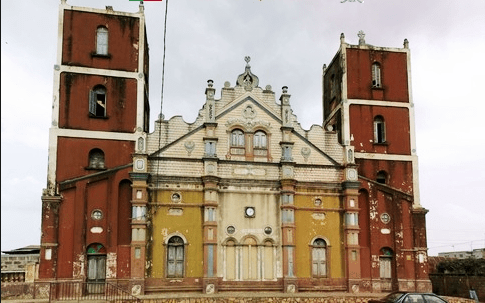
top-left (380, 257), bottom-right (391, 278)
top-left (205, 141), bottom-right (216, 157)
top-left (96, 28), bottom-right (108, 55)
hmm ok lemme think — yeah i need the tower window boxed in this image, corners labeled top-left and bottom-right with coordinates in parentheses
top-left (374, 116), bottom-right (386, 143)
top-left (96, 27), bottom-right (108, 55)
top-left (88, 149), bottom-right (105, 169)
top-left (372, 63), bottom-right (381, 88)
top-left (89, 86), bottom-right (107, 117)
top-left (376, 170), bottom-right (387, 184)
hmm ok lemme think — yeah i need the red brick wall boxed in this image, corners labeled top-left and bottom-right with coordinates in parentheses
top-left (349, 105), bottom-right (411, 155)
top-left (56, 137), bottom-right (134, 181)
top-left (58, 73), bottom-right (137, 132)
top-left (346, 48), bottom-right (409, 102)
top-left (62, 10), bottom-right (139, 72)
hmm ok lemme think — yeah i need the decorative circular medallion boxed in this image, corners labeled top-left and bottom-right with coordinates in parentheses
top-left (135, 159), bottom-right (145, 170)
top-left (347, 168), bottom-right (358, 181)
top-left (314, 198), bottom-right (322, 206)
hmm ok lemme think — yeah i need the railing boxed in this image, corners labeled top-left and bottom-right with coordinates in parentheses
top-left (49, 281), bottom-right (141, 302)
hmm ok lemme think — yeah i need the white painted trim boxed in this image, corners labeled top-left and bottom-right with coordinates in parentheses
top-left (348, 99), bottom-right (411, 108)
top-left (65, 4), bottom-right (143, 18)
top-left (52, 128), bottom-right (139, 141)
top-left (341, 45), bottom-right (350, 146)
top-left (58, 65), bottom-right (138, 79)
top-left (355, 152), bottom-right (415, 161)
top-left (136, 12), bottom-right (146, 132)
top-left (405, 48), bottom-right (421, 207)
top-left (412, 156), bottom-right (421, 207)
top-left (346, 44), bottom-right (408, 53)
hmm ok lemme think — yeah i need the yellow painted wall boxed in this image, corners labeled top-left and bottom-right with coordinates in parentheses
top-left (294, 191), bottom-right (344, 278)
top-left (149, 190), bottom-right (204, 278)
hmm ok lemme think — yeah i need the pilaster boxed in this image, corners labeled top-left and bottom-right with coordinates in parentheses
top-left (38, 195), bottom-right (62, 279)
top-left (129, 155), bottom-right (149, 295)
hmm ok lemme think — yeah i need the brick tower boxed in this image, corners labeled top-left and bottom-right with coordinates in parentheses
top-left (322, 32), bottom-right (431, 292)
top-left (38, 0), bottom-right (149, 293)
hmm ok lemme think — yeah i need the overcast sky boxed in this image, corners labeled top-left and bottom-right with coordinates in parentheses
top-left (1, 0), bottom-right (484, 256)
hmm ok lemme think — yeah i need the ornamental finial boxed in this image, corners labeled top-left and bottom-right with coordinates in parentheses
top-left (244, 56), bottom-right (251, 67)
top-left (358, 30), bottom-right (365, 45)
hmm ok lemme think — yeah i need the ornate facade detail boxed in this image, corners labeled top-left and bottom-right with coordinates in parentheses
top-left (225, 118), bottom-right (271, 131)
top-left (236, 56), bottom-right (259, 91)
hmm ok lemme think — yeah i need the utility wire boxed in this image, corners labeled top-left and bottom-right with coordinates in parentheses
top-left (155, 0), bottom-right (169, 188)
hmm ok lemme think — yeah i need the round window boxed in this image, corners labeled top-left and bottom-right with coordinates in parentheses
top-left (171, 193), bottom-right (181, 202)
top-left (91, 210), bottom-right (103, 220)
top-left (380, 213), bottom-right (391, 224)
top-left (264, 226), bottom-right (272, 235)
top-left (227, 226), bottom-right (236, 234)
top-left (314, 198), bottom-right (322, 206)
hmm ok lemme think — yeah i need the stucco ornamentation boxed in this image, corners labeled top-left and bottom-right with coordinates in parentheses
top-left (184, 141), bottom-right (195, 155)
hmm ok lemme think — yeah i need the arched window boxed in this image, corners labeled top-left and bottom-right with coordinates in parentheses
top-left (88, 149), bottom-right (105, 169)
top-left (380, 247), bottom-right (393, 279)
top-left (374, 116), bottom-right (386, 143)
top-left (96, 27), bottom-right (108, 55)
top-left (230, 129), bottom-right (245, 156)
top-left (372, 63), bottom-right (381, 88)
top-left (312, 238), bottom-right (327, 277)
top-left (376, 170), bottom-right (387, 184)
top-left (231, 129), bottom-right (244, 147)
top-left (167, 236), bottom-right (184, 278)
top-left (89, 85), bottom-right (107, 117)
top-left (253, 131), bottom-right (267, 149)
top-left (87, 243), bottom-right (106, 293)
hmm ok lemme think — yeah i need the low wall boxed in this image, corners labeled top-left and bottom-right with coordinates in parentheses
top-left (430, 273), bottom-right (485, 302)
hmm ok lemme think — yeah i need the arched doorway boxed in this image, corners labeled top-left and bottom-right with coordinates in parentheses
top-left (86, 243), bottom-right (106, 293)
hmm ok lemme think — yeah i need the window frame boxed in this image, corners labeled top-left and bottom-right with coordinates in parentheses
top-left (311, 238), bottom-right (327, 278)
top-left (96, 27), bottom-right (109, 56)
top-left (372, 62), bottom-right (381, 88)
top-left (379, 247), bottom-right (393, 279)
top-left (229, 128), bottom-right (245, 156)
top-left (89, 85), bottom-right (107, 118)
top-left (373, 116), bottom-right (386, 144)
top-left (166, 236), bottom-right (185, 278)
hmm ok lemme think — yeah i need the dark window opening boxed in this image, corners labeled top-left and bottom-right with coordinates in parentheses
top-left (376, 171), bottom-right (387, 184)
top-left (374, 116), bottom-right (386, 143)
top-left (89, 86), bottom-right (107, 117)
